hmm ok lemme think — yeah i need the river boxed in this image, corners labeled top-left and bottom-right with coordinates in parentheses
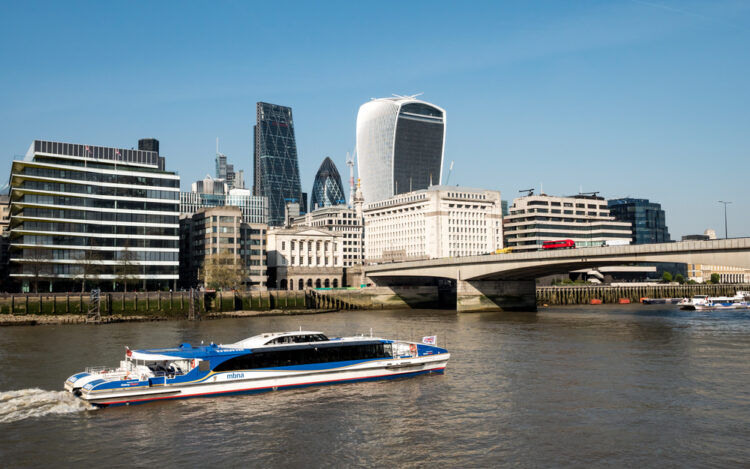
top-left (1, 305), bottom-right (749, 468)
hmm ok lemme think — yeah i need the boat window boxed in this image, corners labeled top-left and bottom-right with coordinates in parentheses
top-left (213, 343), bottom-right (392, 372)
top-left (199, 361), bottom-right (210, 372)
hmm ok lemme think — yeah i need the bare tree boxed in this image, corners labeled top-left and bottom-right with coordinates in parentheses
top-left (114, 241), bottom-right (140, 292)
top-left (198, 250), bottom-right (246, 291)
top-left (77, 240), bottom-right (105, 292)
top-left (23, 247), bottom-right (52, 293)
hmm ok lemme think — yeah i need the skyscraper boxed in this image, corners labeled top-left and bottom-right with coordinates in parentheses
top-left (608, 198), bottom-right (671, 244)
top-left (253, 102), bottom-right (302, 226)
top-left (310, 157), bottom-right (346, 210)
top-left (356, 96), bottom-right (446, 204)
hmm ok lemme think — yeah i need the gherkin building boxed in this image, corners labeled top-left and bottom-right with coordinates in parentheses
top-left (253, 102), bottom-right (302, 226)
top-left (310, 157), bottom-right (346, 210)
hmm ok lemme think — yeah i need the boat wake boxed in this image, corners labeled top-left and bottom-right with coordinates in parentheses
top-left (0, 388), bottom-right (95, 423)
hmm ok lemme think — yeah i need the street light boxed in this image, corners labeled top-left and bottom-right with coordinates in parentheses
top-left (718, 201), bottom-right (731, 239)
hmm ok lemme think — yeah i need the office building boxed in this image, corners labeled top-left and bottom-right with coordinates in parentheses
top-left (253, 102), bottom-right (303, 226)
top-left (504, 194), bottom-right (632, 252)
top-left (356, 96), bottom-right (445, 204)
top-left (364, 186), bottom-right (502, 262)
top-left (292, 205), bottom-right (363, 267)
top-left (608, 198), bottom-right (671, 244)
top-left (180, 175), bottom-right (268, 224)
top-left (310, 157), bottom-right (346, 210)
top-left (266, 227), bottom-right (344, 290)
top-left (686, 263), bottom-right (750, 284)
top-left (8, 139), bottom-right (180, 291)
top-left (179, 206), bottom-right (267, 290)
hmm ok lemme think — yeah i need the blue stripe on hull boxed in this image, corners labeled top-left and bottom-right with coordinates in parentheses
top-left (95, 368), bottom-right (446, 408)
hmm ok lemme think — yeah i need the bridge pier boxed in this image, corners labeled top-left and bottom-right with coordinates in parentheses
top-left (456, 279), bottom-right (537, 313)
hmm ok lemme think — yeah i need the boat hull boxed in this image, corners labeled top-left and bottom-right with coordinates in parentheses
top-left (80, 355), bottom-right (449, 407)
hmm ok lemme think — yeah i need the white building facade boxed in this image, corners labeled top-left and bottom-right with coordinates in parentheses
top-left (356, 96), bottom-right (446, 204)
top-left (364, 186), bottom-right (503, 263)
top-left (291, 206), bottom-right (363, 267)
top-left (266, 227), bottom-right (344, 289)
top-left (504, 194), bottom-right (633, 252)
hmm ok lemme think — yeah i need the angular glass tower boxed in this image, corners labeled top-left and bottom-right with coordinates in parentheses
top-left (608, 198), bottom-right (671, 244)
top-left (310, 157), bottom-right (346, 210)
top-left (253, 102), bottom-right (302, 226)
top-left (356, 96), bottom-right (445, 204)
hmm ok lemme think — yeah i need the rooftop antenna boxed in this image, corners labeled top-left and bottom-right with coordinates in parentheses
top-left (540, 182), bottom-right (543, 195)
top-left (392, 92), bottom-right (424, 100)
top-left (519, 188), bottom-right (534, 196)
top-left (346, 150), bottom-right (355, 208)
top-left (445, 160), bottom-right (455, 185)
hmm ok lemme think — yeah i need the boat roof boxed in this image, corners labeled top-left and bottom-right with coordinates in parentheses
top-left (222, 331), bottom-right (327, 349)
top-left (128, 331), bottom-right (336, 361)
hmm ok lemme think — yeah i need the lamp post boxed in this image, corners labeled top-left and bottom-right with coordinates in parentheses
top-left (718, 201), bottom-right (731, 239)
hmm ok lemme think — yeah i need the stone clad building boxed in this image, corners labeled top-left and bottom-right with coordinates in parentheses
top-left (179, 206), bottom-right (267, 290)
top-left (364, 186), bottom-right (503, 263)
top-left (266, 227), bottom-right (344, 290)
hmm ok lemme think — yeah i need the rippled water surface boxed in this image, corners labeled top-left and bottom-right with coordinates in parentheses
top-left (1, 306), bottom-right (749, 468)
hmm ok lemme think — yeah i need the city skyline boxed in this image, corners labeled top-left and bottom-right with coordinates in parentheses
top-left (1, 1), bottom-right (748, 238)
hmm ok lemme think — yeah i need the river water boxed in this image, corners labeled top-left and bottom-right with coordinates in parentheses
top-left (1, 305), bottom-right (749, 468)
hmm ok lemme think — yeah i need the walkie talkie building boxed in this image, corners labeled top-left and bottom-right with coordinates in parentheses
top-left (355, 96), bottom-right (446, 204)
top-left (253, 102), bottom-right (303, 226)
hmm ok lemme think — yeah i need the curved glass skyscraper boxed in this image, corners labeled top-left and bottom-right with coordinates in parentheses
top-left (356, 96), bottom-right (445, 204)
top-left (310, 157), bottom-right (346, 210)
top-left (253, 102), bottom-right (302, 226)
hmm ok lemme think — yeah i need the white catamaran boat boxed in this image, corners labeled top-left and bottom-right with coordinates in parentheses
top-left (64, 331), bottom-right (450, 407)
top-left (680, 292), bottom-right (750, 311)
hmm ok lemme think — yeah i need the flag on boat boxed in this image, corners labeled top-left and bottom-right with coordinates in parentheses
top-left (422, 335), bottom-right (436, 345)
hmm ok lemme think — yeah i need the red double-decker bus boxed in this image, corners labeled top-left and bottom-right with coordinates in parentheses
top-left (542, 239), bottom-right (576, 250)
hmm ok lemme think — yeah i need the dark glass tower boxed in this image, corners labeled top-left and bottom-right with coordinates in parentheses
top-left (310, 157), bottom-right (346, 210)
top-left (253, 102), bottom-right (302, 226)
top-left (608, 198), bottom-right (671, 244)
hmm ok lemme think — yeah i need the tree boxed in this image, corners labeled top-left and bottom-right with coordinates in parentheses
top-left (662, 271), bottom-right (673, 283)
top-left (76, 240), bottom-right (106, 292)
top-left (199, 251), bottom-right (246, 290)
top-left (675, 273), bottom-right (685, 284)
top-left (710, 273), bottom-right (721, 284)
top-left (114, 241), bottom-right (140, 292)
top-left (23, 247), bottom-right (52, 293)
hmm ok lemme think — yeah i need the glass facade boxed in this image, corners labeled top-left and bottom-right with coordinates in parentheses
top-left (310, 157), bottom-right (346, 210)
top-left (8, 140), bottom-right (180, 291)
top-left (608, 198), bottom-right (671, 244)
top-left (180, 191), bottom-right (268, 224)
top-left (253, 102), bottom-right (302, 226)
top-left (356, 97), bottom-right (445, 204)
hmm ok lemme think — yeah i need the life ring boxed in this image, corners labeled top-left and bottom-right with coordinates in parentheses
top-left (409, 344), bottom-right (417, 355)
top-left (191, 359), bottom-right (198, 369)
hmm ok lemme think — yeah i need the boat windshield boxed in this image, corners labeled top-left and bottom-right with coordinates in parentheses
top-left (266, 334), bottom-right (328, 345)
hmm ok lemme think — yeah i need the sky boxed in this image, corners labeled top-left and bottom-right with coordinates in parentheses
top-left (1, 0), bottom-right (748, 239)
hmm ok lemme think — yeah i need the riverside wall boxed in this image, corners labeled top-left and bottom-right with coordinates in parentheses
top-left (0, 286), bottom-right (437, 320)
top-left (536, 284), bottom-right (750, 305)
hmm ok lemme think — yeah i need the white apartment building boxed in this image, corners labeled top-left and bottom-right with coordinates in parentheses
top-left (291, 206), bottom-right (363, 267)
top-left (364, 186), bottom-right (503, 263)
top-left (266, 227), bottom-right (344, 289)
top-left (504, 194), bottom-right (632, 252)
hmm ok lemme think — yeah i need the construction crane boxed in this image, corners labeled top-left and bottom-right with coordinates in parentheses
top-left (519, 188), bottom-right (535, 196)
top-left (445, 160), bottom-right (454, 185)
top-left (346, 150), bottom-right (355, 208)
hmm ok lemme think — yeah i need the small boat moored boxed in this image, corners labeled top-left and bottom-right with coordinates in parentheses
top-left (64, 331), bottom-right (450, 407)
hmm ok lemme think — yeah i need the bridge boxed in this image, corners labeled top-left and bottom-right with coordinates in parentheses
top-left (364, 238), bottom-right (750, 312)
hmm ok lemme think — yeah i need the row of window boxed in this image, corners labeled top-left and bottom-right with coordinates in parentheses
top-left (19, 221), bottom-right (178, 237)
top-left (19, 235), bottom-right (178, 249)
top-left (213, 343), bottom-right (392, 371)
top-left (21, 194), bottom-right (178, 213)
top-left (20, 166), bottom-right (179, 188)
top-left (15, 264), bottom-right (177, 276)
top-left (23, 180), bottom-right (178, 200)
top-left (22, 208), bottom-right (178, 225)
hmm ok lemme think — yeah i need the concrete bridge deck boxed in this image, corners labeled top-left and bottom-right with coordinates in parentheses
top-left (364, 238), bottom-right (750, 312)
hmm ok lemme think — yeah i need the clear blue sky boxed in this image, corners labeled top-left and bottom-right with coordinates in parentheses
top-left (1, 0), bottom-right (748, 238)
